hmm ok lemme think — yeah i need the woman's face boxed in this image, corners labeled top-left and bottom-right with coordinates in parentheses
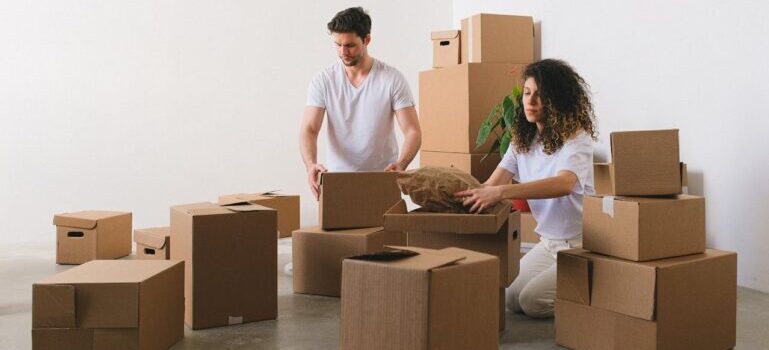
top-left (523, 77), bottom-right (542, 123)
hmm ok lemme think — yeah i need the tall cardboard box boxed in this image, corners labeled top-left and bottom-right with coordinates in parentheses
top-left (341, 246), bottom-right (499, 350)
top-left (419, 150), bottom-right (500, 183)
top-left (599, 129), bottom-right (682, 196)
top-left (32, 260), bottom-right (184, 350)
top-left (583, 194), bottom-right (705, 261)
top-left (134, 227), bottom-right (170, 260)
top-left (431, 30), bottom-right (461, 68)
top-left (556, 248), bottom-right (737, 350)
top-left (460, 14), bottom-right (534, 64)
top-left (170, 202), bottom-right (277, 329)
top-left (53, 211), bottom-right (132, 265)
top-left (384, 199), bottom-right (520, 288)
top-left (319, 172), bottom-right (401, 230)
top-left (292, 226), bottom-right (406, 297)
top-left (218, 191), bottom-right (300, 238)
top-left (420, 63), bottom-right (525, 153)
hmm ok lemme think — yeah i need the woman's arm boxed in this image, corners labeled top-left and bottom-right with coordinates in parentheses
top-left (456, 170), bottom-right (578, 213)
top-left (484, 167), bottom-right (517, 186)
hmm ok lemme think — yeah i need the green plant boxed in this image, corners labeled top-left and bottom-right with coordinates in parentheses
top-left (475, 85), bottom-right (523, 161)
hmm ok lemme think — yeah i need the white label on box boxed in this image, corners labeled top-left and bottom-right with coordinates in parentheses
top-left (228, 316), bottom-right (243, 325)
top-left (602, 196), bottom-right (615, 218)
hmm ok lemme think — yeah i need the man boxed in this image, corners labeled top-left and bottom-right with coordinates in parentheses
top-left (300, 6), bottom-right (421, 200)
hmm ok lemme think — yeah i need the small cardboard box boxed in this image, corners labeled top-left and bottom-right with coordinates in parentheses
top-left (583, 194), bottom-right (705, 261)
top-left (460, 14), bottom-right (534, 64)
top-left (170, 201), bottom-right (277, 329)
top-left (419, 63), bottom-right (525, 153)
top-left (384, 200), bottom-right (520, 288)
top-left (292, 226), bottom-right (406, 297)
top-left (218, 191), bottom-right (300, 238)
top-left (556, 248), bottom-right (737, 350)
top-left (341, 246), bottom-right (499, 350)
top-left (134, 227), bottom-right (170, 260)
top-left (319, 172), bottom-right (401, 230)
top-left (520, 212), bottom-right (539, 244)
top-left (432, 30), bottom-right (461, 68)
top-left (599, 129), bottom-right (682, 196)
top-left (419, 150), bottom-right (500, 183)
top-left (53, 211), bottom-right (132, 265)
top-left (595, 162), bottom-right (688, 196)
top-left (32, 260), bottom-right (184, 350)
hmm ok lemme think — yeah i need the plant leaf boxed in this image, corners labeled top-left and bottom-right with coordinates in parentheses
top-left (499, 131), bottom-right (512, 157)
top-left (475, 104), bottom-right (499, 148)
top-left (480, 138), bottom-right (501, 162)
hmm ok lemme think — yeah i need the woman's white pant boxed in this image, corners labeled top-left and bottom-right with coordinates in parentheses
top-left (506, 235), bottom-right (582, 318)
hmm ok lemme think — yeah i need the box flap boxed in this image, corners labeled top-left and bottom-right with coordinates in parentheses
top-left (32, 284), bottom-right (76, 328)
top-left (556, 249), bottom-right (591, 305)
top-left (348, 246), bottom-right (465, 271)
top-left (221, 203), bottom-right (275, 212)
top-left (384, 199), bottom-right (510, 234)
top-left (293, 225), bottom-right (384, 236)
top-left (133, 227), bottom-right (169, 249)
top-left (431, 30), bottom-right (460, 40)
top-left (38, 260), bottom-right (183, 285)
top-left (218, 190), bottom-right (292, 205)
top-left (172, 201), bottom-right (273, 216)
top-left (53, 211), bottom-right (129, 229)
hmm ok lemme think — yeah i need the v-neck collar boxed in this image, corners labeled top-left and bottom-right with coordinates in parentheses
top-left (344, 59), bottom-right (376, 90)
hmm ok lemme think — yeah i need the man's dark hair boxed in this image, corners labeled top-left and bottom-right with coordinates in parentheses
top-left (327, 7), bottom-right (371, 39)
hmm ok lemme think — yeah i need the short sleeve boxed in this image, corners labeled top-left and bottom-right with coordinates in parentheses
top-left (306, 72), bottom-right (326, 108)
top-left (391, 70), bottom-right (415, 111)
top-left (498, 145), bottom-right (519, 181)
top-left (555, 133), bottom-right (594, 194)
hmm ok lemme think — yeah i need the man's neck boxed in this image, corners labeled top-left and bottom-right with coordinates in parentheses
top-left (345, 55), bottom-right (374, 78)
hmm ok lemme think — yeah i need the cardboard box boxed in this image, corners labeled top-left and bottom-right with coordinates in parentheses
top-left (341, 246), bottom-right (499, 350)
top-left (170, 201), bottom-right (277, 329)
top-left (218, 191), bottom-right (300, 238)
top-left (597, 129), bottom-right (682, 196)
top-left (419, 63), bottom-right (525, 153)
top-left (134, 227), bottom-right (170, 260)
top-left (520, 212), bottom-right (539, 244)
top-left (53, 211), bottom-right (132, 265)
top-left (32, 260), bottom-right (184, 350)
top-left (583, 194), bottom-right (705, 261)
top-left (384, 200), bottom-right (520, 288)
top-left (556, 248), bottom-right (737, 350)
top-left (292, 226), bottom-right (406, 297)
top-left (419, 150), bottom-right (500, 183)
top-left (595, 162), bottom-right (688, 196)
top-left (432, 30), bottom-right (461, 68)
top-left (460, 14), bottom-right (534, 64)
top-left (319, 172), bottom-right (401, 230)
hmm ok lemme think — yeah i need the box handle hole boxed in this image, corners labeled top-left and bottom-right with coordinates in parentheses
top-left (67, 231), bottom-right (84, 238)
top-left (513, 230), bottom-right (519, 240)
top-left (440, 40), bottom-right (450, 46)
top-left (144, 248), bottom-right (156, 255)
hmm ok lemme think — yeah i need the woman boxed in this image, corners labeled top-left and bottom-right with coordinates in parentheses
top-left (455, 59), bottom-right (597, 318)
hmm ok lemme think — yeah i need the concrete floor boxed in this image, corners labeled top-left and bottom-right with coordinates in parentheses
top-left (2, 240), bottom-right (768, 349)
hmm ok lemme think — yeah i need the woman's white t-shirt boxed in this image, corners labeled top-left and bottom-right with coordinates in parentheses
top-left (498, 131), bottom-right (595, 240)
top-left (305, 59), bottom-right (415, 171)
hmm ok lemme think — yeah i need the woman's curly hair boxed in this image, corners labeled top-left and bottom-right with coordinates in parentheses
top-left (510, 59), bottom-right (598, 155)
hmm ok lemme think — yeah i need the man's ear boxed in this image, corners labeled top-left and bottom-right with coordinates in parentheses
top-left (363, 34), bottom-right (371, 46)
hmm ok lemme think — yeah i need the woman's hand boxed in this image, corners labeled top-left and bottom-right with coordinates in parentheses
top-left (454, 185), bottom-right (505, 213)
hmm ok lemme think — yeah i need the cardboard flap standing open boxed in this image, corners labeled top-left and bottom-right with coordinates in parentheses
top-left (384, 199), bottom-right (510, 234)
top-left (556, 250), bottom-right (591, 305)
top-left (53, 211), bottom-right (128, 229)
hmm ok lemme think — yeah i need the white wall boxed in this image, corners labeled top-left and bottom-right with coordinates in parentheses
top-left (455, 0), bottom-right (769, 292)
top-left (0, 1), bottom-right (451, 242)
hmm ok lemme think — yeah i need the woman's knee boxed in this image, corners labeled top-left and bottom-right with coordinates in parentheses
top-left (518, 287), bottom-right (555, 318)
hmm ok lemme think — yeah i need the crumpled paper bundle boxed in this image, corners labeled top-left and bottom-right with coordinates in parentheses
top-left (396, 166), bottom-right (482, 213)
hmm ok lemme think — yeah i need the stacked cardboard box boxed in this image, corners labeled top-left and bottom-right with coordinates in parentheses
top-left (384, 199), bottom-right (520, 330)
top-left (340, 246), bottom-right (500, 350)
top-left (170, 201), bottom-right (277, 329)
top-left (555, 129), bottom-right (737, 350)
top-left (32, 260), bottom-right (184, 350)
top-left (421, 14), bottom-right (534, 182)
top-left (292, 171), bottom-right (404, 297)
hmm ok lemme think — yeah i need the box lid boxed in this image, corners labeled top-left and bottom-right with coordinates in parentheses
top-left (171, 201), bottom-right (274, 216)
top-left (53, 211), bottom-right (129, 229)
top-left (383, 199), bottom-right (511, 234)
top-left (293, 226), bottom-right (384, 236)
top-left (218, 190), bottom-right (296, 205)
top-left (431, 30), bottom-right (460, 40)
top-left (133, 227), bottom-right (170, 249)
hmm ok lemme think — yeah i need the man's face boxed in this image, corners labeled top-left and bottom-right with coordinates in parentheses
top-left (333, 32), bottom-right (369, 67)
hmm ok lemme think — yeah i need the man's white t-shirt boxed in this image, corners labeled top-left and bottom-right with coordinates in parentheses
top-left (498, 131), bottom-right (595, 240)
top-left (306, 59), bottom-right (415, 171)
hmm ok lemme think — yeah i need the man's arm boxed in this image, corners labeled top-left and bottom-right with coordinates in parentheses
top-left (385, 106), bottom-right (421, 171)
top-left (300, 106), bottom-right (327, 200)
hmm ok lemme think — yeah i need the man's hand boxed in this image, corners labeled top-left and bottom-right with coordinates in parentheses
top-left (454, 185), bottom-right (505, 213)
top-left (307, 163), bottom-right (328, 201)
top-left (384, 162), bottom-right (404, 172)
